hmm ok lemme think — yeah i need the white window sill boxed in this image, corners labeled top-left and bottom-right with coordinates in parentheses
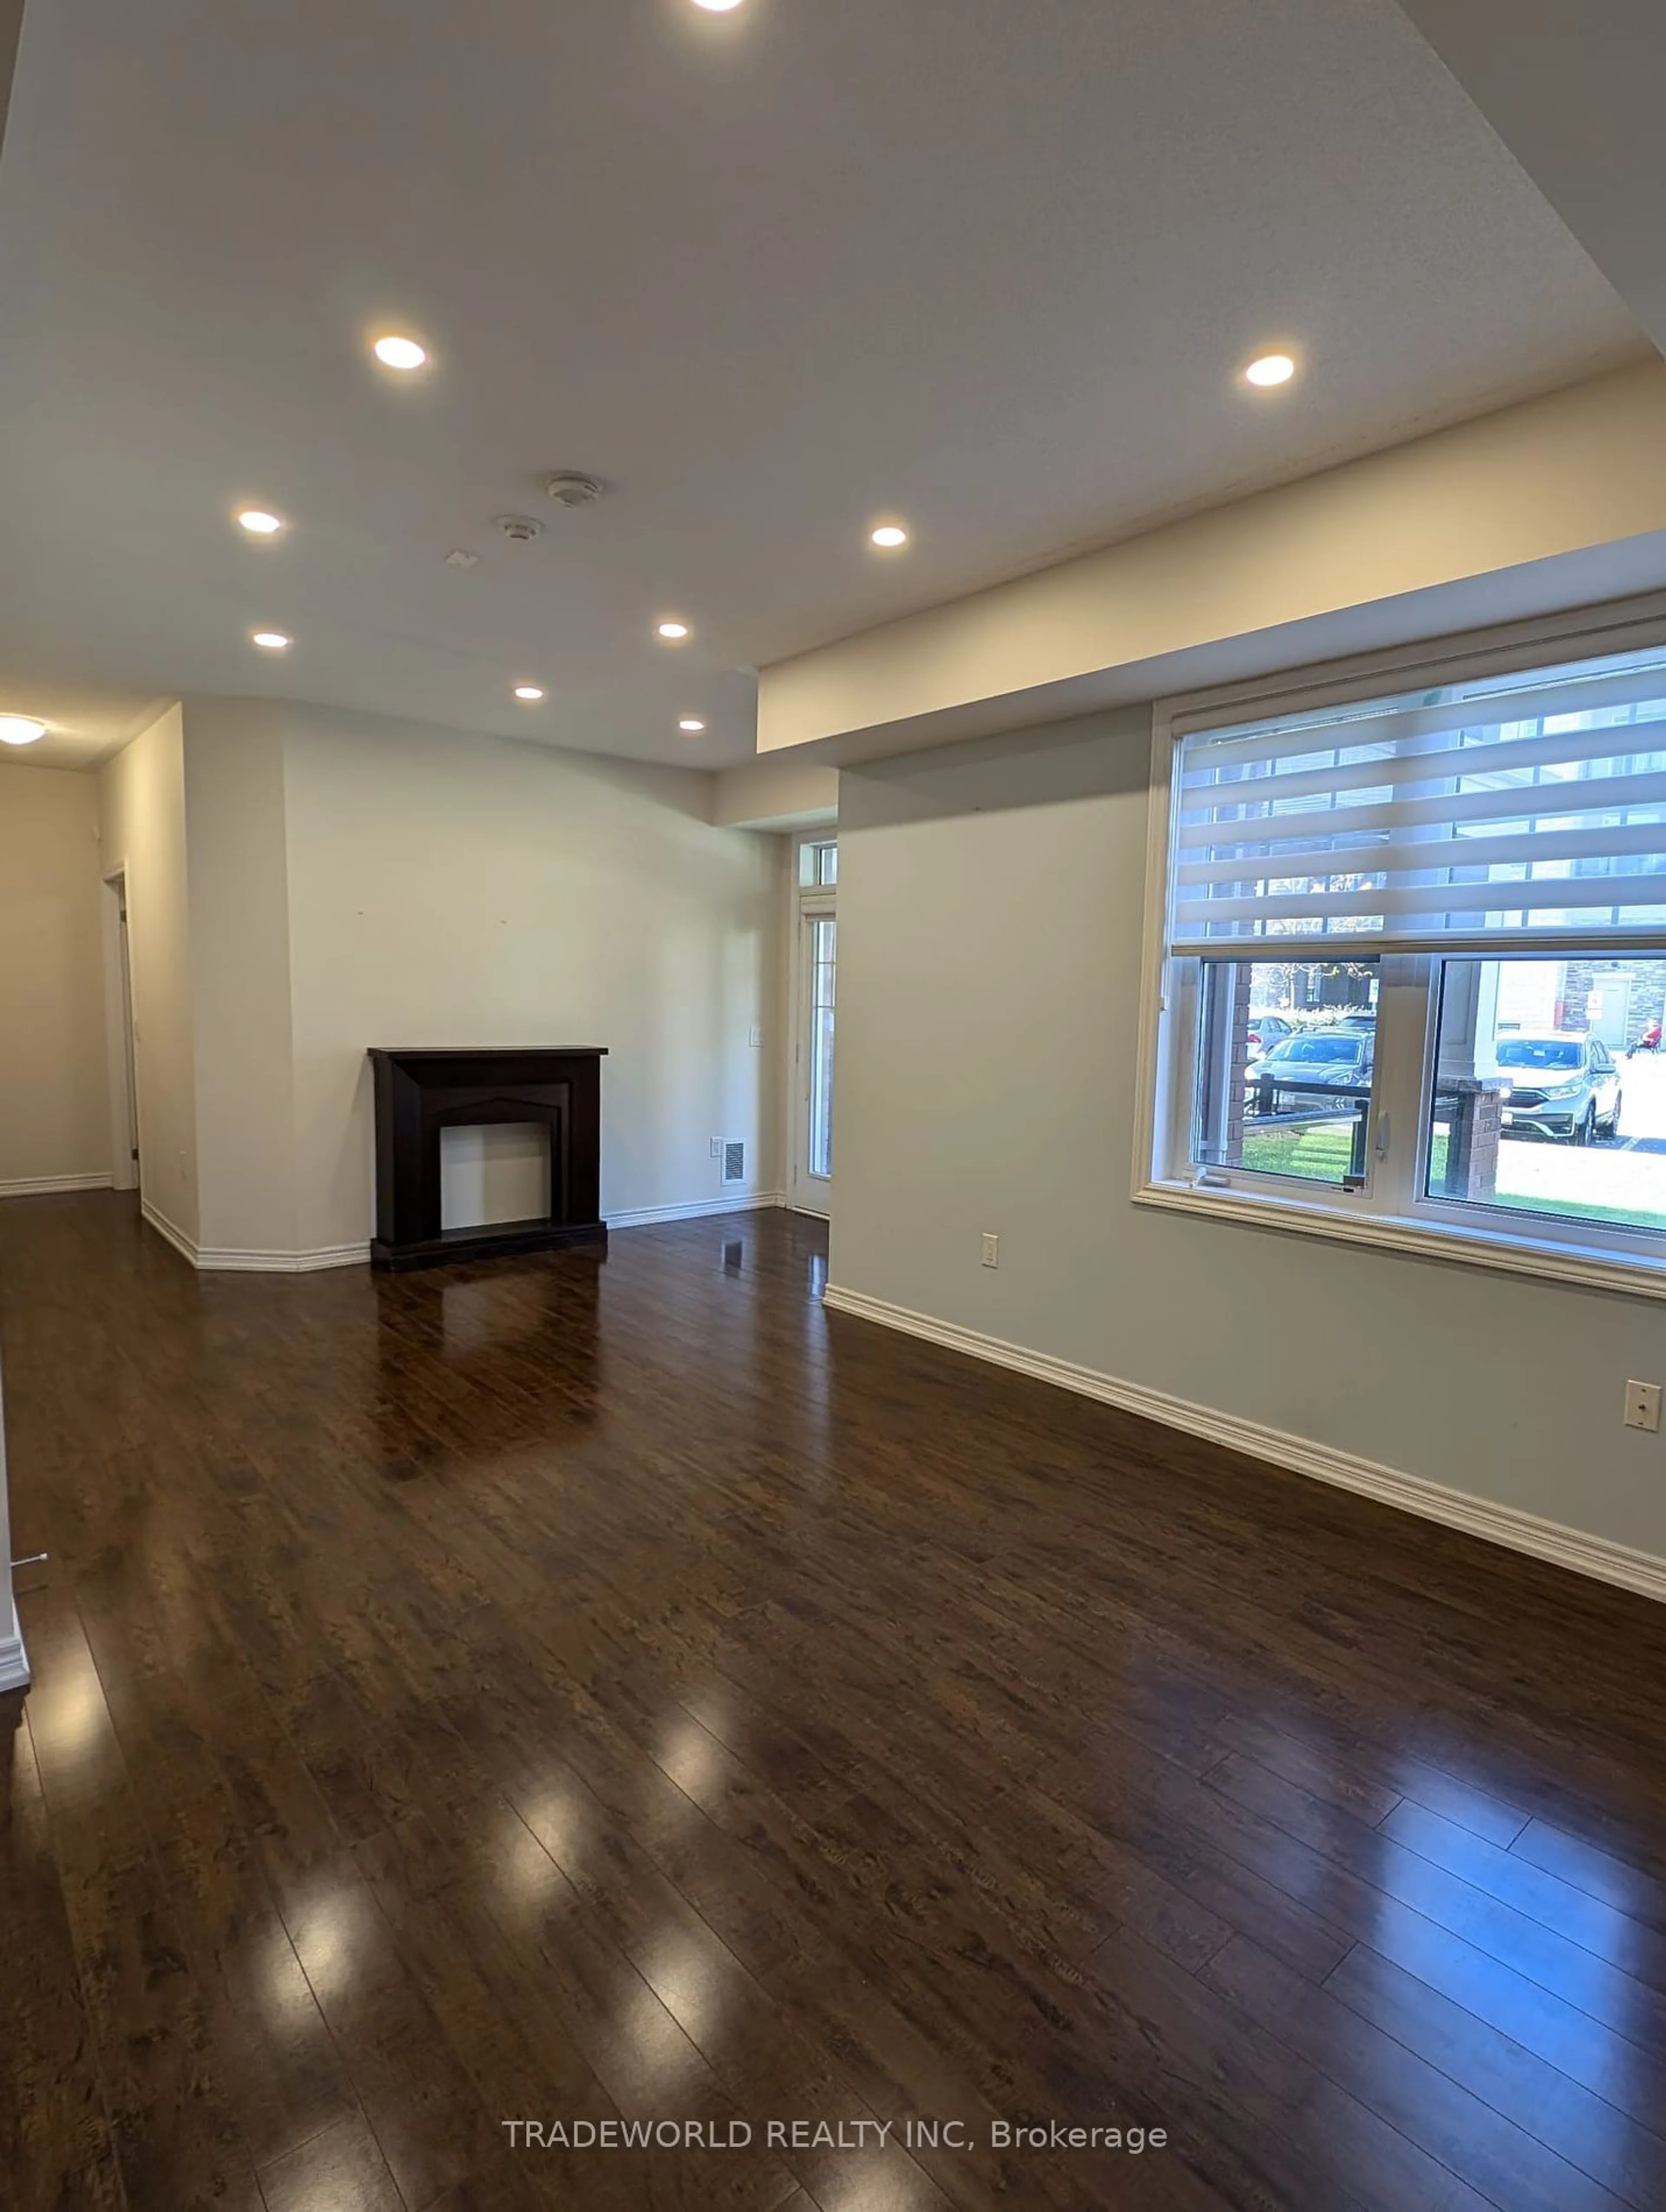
top-left (1134, 1176), bottom-right (1666, 1304)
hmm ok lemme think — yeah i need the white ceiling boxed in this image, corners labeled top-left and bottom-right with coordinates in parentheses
top-left (1397, 1), bottom-right (1666, 362)
top-left (0, 679), bottom-right (168, 773)
top-left (0, 0), bottom-right (1646, 773)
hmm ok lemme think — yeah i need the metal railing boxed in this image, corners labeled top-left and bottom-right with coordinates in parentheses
top-left (1245, 1077), bottom-right (1372, 1182)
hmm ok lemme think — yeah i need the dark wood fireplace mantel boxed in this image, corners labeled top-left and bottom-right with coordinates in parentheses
top-left (368, 1047), bottom-right (607, 1271)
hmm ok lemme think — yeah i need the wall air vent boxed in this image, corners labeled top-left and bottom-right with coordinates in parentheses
top-left (723, 1141), bottom-right (746, 1185)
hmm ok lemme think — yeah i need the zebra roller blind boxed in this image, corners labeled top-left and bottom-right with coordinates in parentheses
top-left (1169, 642), bottom-right (1666, 954)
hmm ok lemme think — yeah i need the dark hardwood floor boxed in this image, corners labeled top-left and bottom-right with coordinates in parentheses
top-left (5, 1193), bottom-right (1666, 2211)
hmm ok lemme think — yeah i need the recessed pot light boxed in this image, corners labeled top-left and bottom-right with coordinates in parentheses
top-left (678, 717), bottom-right (706, 734)
top-left (0, 714), bottom-right (47, 745)
top-left (237, 508), bottom-right (285, 536)
top-left (869, 522), bottom-right (909, 550)
top-left (692, 0), bottom-right (745, 11)
top-left (1243, 352), bottom-right (1297, 388)
top-left (656, 619), bottom-right (691, 642)
top-left (250, 629), bottom-right (292, 652)
top-left (514, 684), bottom-right (545, 702)
top-left (372, 334), bottom-right (428, 371)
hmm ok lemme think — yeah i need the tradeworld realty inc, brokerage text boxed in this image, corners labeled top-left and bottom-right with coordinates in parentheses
top-left (501, 2116), bottom-right (1170, 2155)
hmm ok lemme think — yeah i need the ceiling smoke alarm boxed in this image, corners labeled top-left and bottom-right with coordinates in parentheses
top-left (544, 472), bottom-right (605, 508)
top-left (495, 514), bottom-right (545, 544)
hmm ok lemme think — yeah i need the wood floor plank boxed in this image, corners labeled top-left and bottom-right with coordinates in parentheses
top-left (1208, 1750), bottom-right (1666, 2055)
top-left (1325, 1941), bottom-right (1666, 2212)
top-left (1200, 1930), bottom-right (1630, 2212)
top-left (0, 1701), bottom-right (126, 2212)
top-left (1079, 1925), bottom-right (1483, 2212)
top-left (1510, 1816), bottom-right (1666, 1933)
top-left (66, 1566), bottom-right (362, 2171)
top-left (1206, 1711), bottom-right (1405, 1827)
top-left (1381, 1799), bottom-right (1666, 1983)
top-left (1333, 1903), bottom-right (1666, 2134)
top-left (19, 1593), bottom-right (263, 2211)
top-left (255, 2112), bottom-right (403, 2212)
top-left (5, 1192), bottom-right (1666, 2212)
top-left (277, 1860), bottom-right (540, 2212)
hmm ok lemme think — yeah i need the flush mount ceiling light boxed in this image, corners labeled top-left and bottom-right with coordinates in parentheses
top-left (869, 522), bottom-right (909, 550)
top-left (0, 714), bottom-right (47, 745)
top-left (250, 629), bottom-right (292, 652)
top-left (237, 507), bottom-right (284, 536)
top-left (678, 717), bottom-right (706, 734)
top-left (1243, 351), bottom-right (1297, 389)
top-left (372, 333), bottom-right (428, 371)
top-left (692, 0), bottom-right (746, 10)
top-left (514, 684), bottom-right (545, 702)
top-left (656, 619), bottom-right (692, 642)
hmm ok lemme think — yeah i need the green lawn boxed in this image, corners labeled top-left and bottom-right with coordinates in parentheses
top-left (1491, 1190), bottom-right (1666, 1232)
top-left (1236, 1118), bottom-right (1666, 1230)
top-left (1239, 1122), bottom-right (1359, 1181)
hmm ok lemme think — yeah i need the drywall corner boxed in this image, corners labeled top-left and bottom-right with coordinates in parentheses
top-left (181, 698), bottom-right (298, 1255)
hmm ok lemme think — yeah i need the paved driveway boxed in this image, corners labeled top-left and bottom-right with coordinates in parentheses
top-left (1494, 1049), bottom-right (1666, 1227)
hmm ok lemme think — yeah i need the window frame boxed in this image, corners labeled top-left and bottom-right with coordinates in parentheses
top-left (787, 832), bottom-right (837, 1216)
top-left (1133, 594), bottom-right (1666, 1303)
top-left (798, 837), bottom-right (839, 888)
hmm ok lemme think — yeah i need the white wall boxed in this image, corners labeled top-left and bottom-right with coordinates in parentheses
top-left (831, 709), bottom-right (1666, 1566)
top-left (281, 706), bottom-right (785, 1253)
top-left (0, 763), bottom-right (108, 1190)
top-left (96, 706), bottom-right (198, 1242)
top-left (712, 753), bottom-right (839, 830)
top-left (181, 699), bottom-right (298, 1256)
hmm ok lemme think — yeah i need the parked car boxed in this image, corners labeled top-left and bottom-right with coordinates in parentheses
top-left (1251, 1028), bottom-right (1374, 1109)
top-left (1492, 1034), bottom-right (1622, 1144)
top-left (1246, 1013), bottom-right (1294, 1055)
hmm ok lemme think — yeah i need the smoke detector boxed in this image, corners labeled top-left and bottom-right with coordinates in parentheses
top-left (495, 514), bottom-right (545, 544)
top-left (544, 472), bottom-right (605, 509)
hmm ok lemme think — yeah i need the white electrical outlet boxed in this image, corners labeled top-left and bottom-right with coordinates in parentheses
top-left (748, 1025), bottom-right (764, 1049)
top-left (981, 1232), bottom-right (999, 1268)
top-left (709, 1138), bottom-right (722, 1159)
top-left (1624, 1380), bottom-right (1662, 1433)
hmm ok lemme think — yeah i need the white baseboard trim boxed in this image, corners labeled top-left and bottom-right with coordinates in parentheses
top-left (141, 1202), bottom-right (369, 1273)
top-left (140, 1194), bottom-right (794, 1269)
top-left (608, 1192), bottom-right (787, 1230)
top-left (141, 1198), bottom-right (199, 1264)
top-left (0, 1601), bottom-right (30, 1692)
top-left (195, 1243), bottom-right (371, 1274)
top-left (822, 1282), bottom-right (1666, 1607)
top-left (0, 1171), bottom-right (114, 1200)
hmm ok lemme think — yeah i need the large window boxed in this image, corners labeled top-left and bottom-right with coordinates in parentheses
top-left (1141, 617), bottom-right (1666, 1291)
